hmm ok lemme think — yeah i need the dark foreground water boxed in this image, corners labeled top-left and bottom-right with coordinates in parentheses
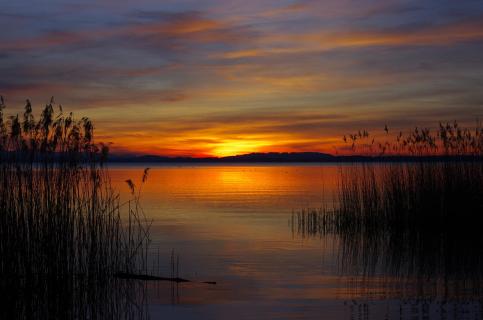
top-left (109, 164), bottom-right (483, 320)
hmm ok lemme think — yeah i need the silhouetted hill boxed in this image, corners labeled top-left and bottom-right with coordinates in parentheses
top-left (108, 152), bottom-right (335, 163)
top-left (107, 152), bottom-right (482, 163)
top-left (221, 152), bottom-right (334, 162)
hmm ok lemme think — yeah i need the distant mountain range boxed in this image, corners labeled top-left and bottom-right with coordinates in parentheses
top-left (107, 152), bottom-right (482, 163)
top-left (108, 152), bottom-right (336, 163)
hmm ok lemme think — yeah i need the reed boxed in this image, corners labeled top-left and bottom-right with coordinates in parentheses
top-left (294, 122), bottom-right (483, 297)
top-left (0, 97), bottom-right (150, 318)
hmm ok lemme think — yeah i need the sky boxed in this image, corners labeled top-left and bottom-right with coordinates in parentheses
top-left (1, 0), bottom-right (483, 157)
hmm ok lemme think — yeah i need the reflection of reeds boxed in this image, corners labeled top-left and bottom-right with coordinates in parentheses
top-left (0, 98), bottom-right (150, 318)
top-left (294, 122), bottom-right (483, 298)
top-left (344, 298), bottom-right (483, 320)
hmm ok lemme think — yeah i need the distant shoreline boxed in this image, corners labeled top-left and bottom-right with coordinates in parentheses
top-left (107, 152), bottom-right (483, 163)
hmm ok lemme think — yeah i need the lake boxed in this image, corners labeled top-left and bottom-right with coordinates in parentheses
top-left (109, 164), bottom-right (482, 320)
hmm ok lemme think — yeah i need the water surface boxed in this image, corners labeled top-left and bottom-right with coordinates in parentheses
top-left (109, 164), bottom-right (482, 320)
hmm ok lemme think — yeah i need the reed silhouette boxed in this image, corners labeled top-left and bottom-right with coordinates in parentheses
top-left (0, 97), bottom-right (151, 319)
top-left (293, 122), bottom-right (483, 298)
top-left (343, 121), bottom-right (483, 156)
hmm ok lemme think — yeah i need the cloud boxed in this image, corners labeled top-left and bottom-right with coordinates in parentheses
top-left (260, 2), bottom-right (309, 17)
top-left (0, 10), bottom-right (252, 53)
top-left (321, 19), bottom-right (483, 47)
top-left (356, 2), bottom-right (423, 19)
top-left (219, 17), bottom-right (483, 60)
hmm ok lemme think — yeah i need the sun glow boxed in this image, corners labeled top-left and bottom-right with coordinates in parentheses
top-left (212, 140), bottom-right (270, 157)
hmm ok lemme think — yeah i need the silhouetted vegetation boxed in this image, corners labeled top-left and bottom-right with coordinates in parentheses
top-left (293, 122), bottom-right (483, 298)
top-left (0, 97), bottom-right (150, 318)
top-left (342, 121), bottom-right (483, 156)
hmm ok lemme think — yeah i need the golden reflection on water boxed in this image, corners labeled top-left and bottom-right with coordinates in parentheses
top-left (110, 164), bottom-right (341, 244)
top-left (107, 164), bottom-right (481, 320)
top-left (109, 164), bottom-right (343, 295)
top-left (111, 164), bottom-right (339, 211)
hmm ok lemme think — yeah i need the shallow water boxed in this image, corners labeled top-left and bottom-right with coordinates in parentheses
top-left (109, 164), bottom-right (483, 320)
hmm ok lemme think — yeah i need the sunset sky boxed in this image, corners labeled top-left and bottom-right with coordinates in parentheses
top-left (1, 0), bottom-right (483, 156)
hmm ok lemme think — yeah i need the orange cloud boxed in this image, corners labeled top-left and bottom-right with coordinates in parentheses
top-left (319, 20), bottom-right (483, 47)
top-left (125, 14), bottom-right (243, 44)
top-left (220, 19), bottom-right (483, 59)
top-left (0, 12), bottom-right (247, 52)
top-left (260, 2), bottom-right (308, 17)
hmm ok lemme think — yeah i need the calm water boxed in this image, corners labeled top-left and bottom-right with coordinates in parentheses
top-left (109, 164), bottom-right (482, 320)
